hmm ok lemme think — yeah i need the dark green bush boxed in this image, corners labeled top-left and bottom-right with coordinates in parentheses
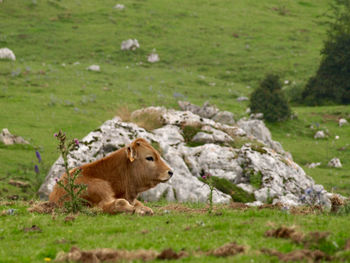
top-left (302, 0), bottom-right (350, 105)
top-left (250, 74), bottom-right (291, 122)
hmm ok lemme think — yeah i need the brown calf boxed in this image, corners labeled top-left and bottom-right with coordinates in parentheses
top-left (49, 138), bottom-right (173, 215)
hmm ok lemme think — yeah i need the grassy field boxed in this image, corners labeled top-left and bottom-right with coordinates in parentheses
top-left (1, 202), bottom-right (350, 263)
top-left (0, 0), bottom-right (350, 261)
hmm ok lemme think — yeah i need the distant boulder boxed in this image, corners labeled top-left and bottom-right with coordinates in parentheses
top-left (87, 65), bottom-right (100, 72)
top-left (147, 51), bottom-right (160, 63)
top-left (0, 48), bottom-right (16, 61)
top-left (339, 118), bottom-right (348, 127)
top-left (113, 4), bottom-right (125, 10)
top-left (328, 158), bottom-right (342, 168)
top-left (314, 130), bottom-right (326, 139)
top-left (0, 128), bottom-right (29, 145)
top-left (121, 39), bottom-right (140, 51)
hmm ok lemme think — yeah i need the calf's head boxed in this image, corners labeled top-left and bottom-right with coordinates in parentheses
top-left (126, 138), bottom-right (173, 186)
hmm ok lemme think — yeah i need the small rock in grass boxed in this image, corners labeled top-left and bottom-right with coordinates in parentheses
top-left (339, 118), bottom-right (348, 127)
top-left (328, 158), bottom-right (342, 168)
top-left (314, 130), bottom-right (326, 139)
top-left (87, 65), bottom-right (100, 72)
top-left (0, 48), bottom-right (16, 61)
top-left (121, 39), bottom-right (140, 51)
top-left (147, 51), bottom-right (159, 63)
top-left (0, 128), bottom-right (29, 145)
top-left (236, 96), bottom-right (248, 102)
top-left (306, 162), bottom-right (321, 169)
top-left (114, 4), bottom-right (125, 10)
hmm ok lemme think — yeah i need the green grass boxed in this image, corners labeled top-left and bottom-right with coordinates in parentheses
top-left (1, 202), bottom-right (350, 263)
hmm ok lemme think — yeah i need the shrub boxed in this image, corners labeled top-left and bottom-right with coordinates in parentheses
top-left (302, 0), bottom-right (350, 105)
top-left (250, 74), bottom-right (291, 122)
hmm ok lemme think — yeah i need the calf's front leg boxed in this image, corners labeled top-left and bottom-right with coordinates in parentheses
top-left (133, 199), bottom-right (154, 215)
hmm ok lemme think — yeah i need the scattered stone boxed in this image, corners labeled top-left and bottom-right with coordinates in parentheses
top-left (236, 96), bottom-right (248, 102)
top-left (0, 128), bottom-right (29, 145)
top-left (209, 242), bottom-right (245, 257)
top-left (0, 48), bottom-right (16, 61)
top-left (8, 179), bottom-right (30, 188)
top-left (339, 118), bottom-right (348, 127)
top-left (113, 4), bottom-right (125, 10)
top-left (306, 162), bottom-right (321, 169)
top-left (147, 50), bottom-right (159, 63)
top-left (335, 135), bottom-right (340, 140)
top-left (328, 158), bottom-right (342, 168)
top-left (121, 39), bottom-right (140, 51)
top-left (314, 130), bottom-right (326, 139)
top-left (87, 65), bottom-right (100, 72)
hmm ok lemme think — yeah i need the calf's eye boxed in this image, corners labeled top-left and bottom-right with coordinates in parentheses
top-left (146, 156), bottom-right (154, 161)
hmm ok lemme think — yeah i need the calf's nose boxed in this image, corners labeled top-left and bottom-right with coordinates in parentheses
top-left (168, 170), bottom-right (174, 177)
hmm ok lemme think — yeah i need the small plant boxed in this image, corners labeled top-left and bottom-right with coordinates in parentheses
top-left (54, 131), bottom-right (87, 214)
top-left (250, 74), bottom-right (292, 122)
top-left (201, 173), bottom-right (215, 214)
top-left (299, 187), bottom-right (327, 209)
top-left (32, 150), bottom-right (45, 195)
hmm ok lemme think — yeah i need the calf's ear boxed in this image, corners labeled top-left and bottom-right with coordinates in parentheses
top-left (126, 145), bottom-right (135, 162)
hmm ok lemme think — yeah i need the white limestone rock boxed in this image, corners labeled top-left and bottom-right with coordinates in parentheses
top-left (121, 39), bottom-right (140, 51)
top-left (87, 65), bottom-right (100, 72)
top-left (236, 96), bottom-right (248, 102)
top-left (306, 162), bottom-right (321, 169)
top-left (339, 118), bottom-right (348, 127)
top-left (147, 51), bottom-right (160, 63)
top-left (328, 158), bottom-right (342, 168)
top-left (237, 119), bottom-right (285, 154)
top-left (212, 111), bottom-right (235, 125)
top-left (178, 101), bottom-right (219, 119)
top-left (192, 126), bottom-right (233, 144)
top-left (314, 130), bottom-right (326, 139)
top-left (0, 128), bottom-right (29, 145)
top-left (0, 48), bottom-right (16, 61)
top-left (114, 4), bottom-right (125, 10)
top-left (39, 106), bottom-right (334, 208)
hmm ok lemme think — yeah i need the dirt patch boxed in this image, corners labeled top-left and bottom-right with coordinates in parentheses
top-left (228, 202), bottom-right (249, 210)
top-left (8, 179), bottom-right (30, 188)
top-left (208, 242), bottom-right (245, 257)
top-left (23, 225), bottom-right (42, 233)
top-left (261, 248), bottom-right (332, 262)
top-left (54, 246), bottom-right (181, 262)
top-left (27, 201), bottom-right (57, 214)
top-left (345, 239), bottom-right (350, 251)
top-left (157, 248), bottom-right (188, 260)
top-left (265, 226), bottom-right (304, 242)
top-left (64, 215), bottom-right (76, 222)
top-left (330, 195), bottom-right (345, 213)
top-left (159, 203), bottom-right (207, 214)
top-left (290, 206), bottom-right (323, 215)
top-left (265, 226), bottom-right (330, 247)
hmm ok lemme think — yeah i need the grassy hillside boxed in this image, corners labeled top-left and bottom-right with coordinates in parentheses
top-left (0, 0), bottom-right (349, 200)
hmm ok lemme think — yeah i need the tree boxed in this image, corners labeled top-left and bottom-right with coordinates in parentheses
top-left (250, 74), bottom-right (291, 122)
top-left (302, 0), bottom-right (350, 105)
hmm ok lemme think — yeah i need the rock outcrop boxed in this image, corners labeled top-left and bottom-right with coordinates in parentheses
top-left (38, 104), bottom-right (333, 208)
top-left (121, 39), bottom-right (140, 51)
